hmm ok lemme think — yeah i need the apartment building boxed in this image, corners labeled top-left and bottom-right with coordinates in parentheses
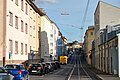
top-left (41, 15), bottom-right (59, 61)
top-left (0, 0), bottom-right (30, 66)
top-left (50, 22), bottom-right (59, 60)
top-left (84, 26), bottom-right (94, 65)
top-left (0, 0), bottom-right (46, 66)
top-left (94, 1), bottom-right (120, 69)
top-left (0, 0), bottom-right (5, 66)
top-left (41, 15), bottom-right (51, 61)
top-left (28, 1), bottom-right (45, 63)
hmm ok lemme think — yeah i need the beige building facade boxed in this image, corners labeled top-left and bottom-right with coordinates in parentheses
top-left (28, 1), bottom-right (45, 63)
top-left (0, 0), bottom-right (46, 66)
top-left (0, 0), bottom-right (30, 66)
top-left (0, 0), bottom-right (5, 66)
top-left (85, 26), bottom-right (94, 65)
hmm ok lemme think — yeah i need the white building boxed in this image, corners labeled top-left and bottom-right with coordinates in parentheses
top-left (51, 22), bottom-right (59, 60)
top-left (41, 15), bottom-right (59, 61)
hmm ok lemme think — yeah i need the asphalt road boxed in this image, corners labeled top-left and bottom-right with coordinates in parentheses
top-left (29, 64), bottom-right (72, 80)
top-left (29, 55), bottom-right (101, 80)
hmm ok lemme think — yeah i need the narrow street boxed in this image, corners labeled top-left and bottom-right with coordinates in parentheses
top-left (29, 55), bottom-right (104, 80)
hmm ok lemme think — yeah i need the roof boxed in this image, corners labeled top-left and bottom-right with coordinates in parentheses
top-left (26, 0), bottom-right (46, 16)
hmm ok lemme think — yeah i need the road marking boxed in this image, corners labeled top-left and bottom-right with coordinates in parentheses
top-left (87, 67), bottom-right (104, 80)
top-left (67, 64), bottom-right (76, 80)
top-left (79, 55), bottom-right (92, 80)
top-left (77, 56), bottom-right (80, 80)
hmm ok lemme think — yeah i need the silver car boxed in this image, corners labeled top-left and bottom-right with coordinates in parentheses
top-left (0, 66), bottom-right (14, 80)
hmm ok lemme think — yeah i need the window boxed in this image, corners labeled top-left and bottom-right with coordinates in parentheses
top-left (21, 43), bottom-right (23, 54)
top-left (9, 12), bottom-right (13, 26)
top-left (15, 0), bottom-right (18, 5)
top-left (50, 43), bottom-right (53, 46)
top-left (25, 23), bottom-right (28, 34)
top-left (9, 39), bottom-right (13, 52)
top-left (50, 34), bottom-right (53, 37)
top-left (15, 41), bottom-right (18, 54)
top-left (33, 26), bottom-right (35, 30)
top-left (21, 20), bottom-right (24, 32)
top-left (50, 49), bottom-right (53, 54)
top-left (15, 16), bottom-right (18, 29)
top-left (25, 44), bottom-right (27, 55)
top-left (25, 3), bottom-right (28, 14)
top-left (21, 0), bottom-right (24, 11)
top-left (91, 32), bottom-right (93, 35)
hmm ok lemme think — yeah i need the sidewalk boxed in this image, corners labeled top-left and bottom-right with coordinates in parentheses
top-left (90, 67), bottom-right (120, 80)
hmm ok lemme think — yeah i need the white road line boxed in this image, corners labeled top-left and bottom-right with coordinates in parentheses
top-left (68, 55), bottom-right (77, 80)
top-left (79, 55), bottom-right (92, 80)
top-left (67, 64), bottom-right (76, 80)
top-left (77, 56), bottom-right (80, 80)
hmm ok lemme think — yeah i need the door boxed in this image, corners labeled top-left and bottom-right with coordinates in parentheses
top-left (114, 46), bottom-right (118, 75)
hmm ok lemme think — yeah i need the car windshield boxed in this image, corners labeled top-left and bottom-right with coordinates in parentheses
top-left (5, 65), bottom-right (22, 70)
top-left (31, 64), bottom-right (41, 67)
top-left (46, 63), bottom-right (50, 65)
top-left (5, 65), bottom-right (14, 69)
top-left (0, 68), bottom-right (6, 73)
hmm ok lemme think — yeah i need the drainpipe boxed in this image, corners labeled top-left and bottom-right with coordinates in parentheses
top-left (117, 33), bottom-right (120, 77)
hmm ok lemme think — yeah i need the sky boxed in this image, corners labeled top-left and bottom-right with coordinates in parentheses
top-left (34, 0), bottom-right (120, 43)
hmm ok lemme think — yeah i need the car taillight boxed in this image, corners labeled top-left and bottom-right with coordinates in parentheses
top-left (18, 70), bottom-right (22, 74)
top-left (38, 67), bottom-right (41, 70)
top-left (28, 66), bottom-right (31, 69)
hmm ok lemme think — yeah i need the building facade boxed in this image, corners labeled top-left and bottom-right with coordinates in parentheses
top-left (84, 26), bottom-right (94, 65)
top-left (94, 1), bottom-right (120, 69)
top-left (28, 1), bottom-right (45, 63)
top-left (0, 0), bottom-right (30, 66)
top-left (0, 0), bottom-right (47, 66)
top-left (50, 22), bottom-right (59, 60)
top-left (98, 23), bottom-right (120, 76)
top-left (41, 15), bottom-right (60, 62)
top-left (0, 0), bottom-right (5, 66)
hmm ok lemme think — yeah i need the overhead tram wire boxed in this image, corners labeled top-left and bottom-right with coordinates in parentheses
top-left (57, 23), bottom-right (82, 29)
top-left (80, 0), bottom-right (90, 42)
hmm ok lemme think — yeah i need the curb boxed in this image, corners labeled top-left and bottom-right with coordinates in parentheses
top-left (96, 74), bottom-right (104, 80)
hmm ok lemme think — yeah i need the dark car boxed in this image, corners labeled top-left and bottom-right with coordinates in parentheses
top-left (51, 62), bottom-right (57, 70)
top-left (28, 63), bottom-right (43, 76)
top-left (0, 66), bottom-right (14, 80)
top-left (46, 62), bottom-right (54, 72)
top-left (42, 63), bottom-right (49, 74)
top-left (55, 61), bottom-right (61, 68)
top-left (5, 64), bottom-right (29, 80)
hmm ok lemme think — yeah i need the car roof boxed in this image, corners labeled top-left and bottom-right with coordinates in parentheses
top-left (6, 64), bottom-right (23, 66)
top-left (0, 67), bottom-right (5, 69)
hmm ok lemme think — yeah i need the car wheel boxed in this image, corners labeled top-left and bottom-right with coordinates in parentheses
top-left (22, 75), bottom-right (29, 80)
top-left (22, 77), bottom-right (25, 80)
top-left (25, 75), bottom-right (29, 80)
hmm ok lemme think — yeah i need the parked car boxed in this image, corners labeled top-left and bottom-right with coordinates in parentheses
top-left (51, 62), bottom-right (57, 70)
top-left (46, 62), bottom-right (54, 72)
top-left (0, 66), bottom-right (14, 80)
top-left (27, 63), bottom-right (43, 76)
top-left (55, 61), bottom-right (61, 68)
top-left (42, 63), bottom-right (49, 74)
top-left (5, 64), bottom-right (29, 80)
